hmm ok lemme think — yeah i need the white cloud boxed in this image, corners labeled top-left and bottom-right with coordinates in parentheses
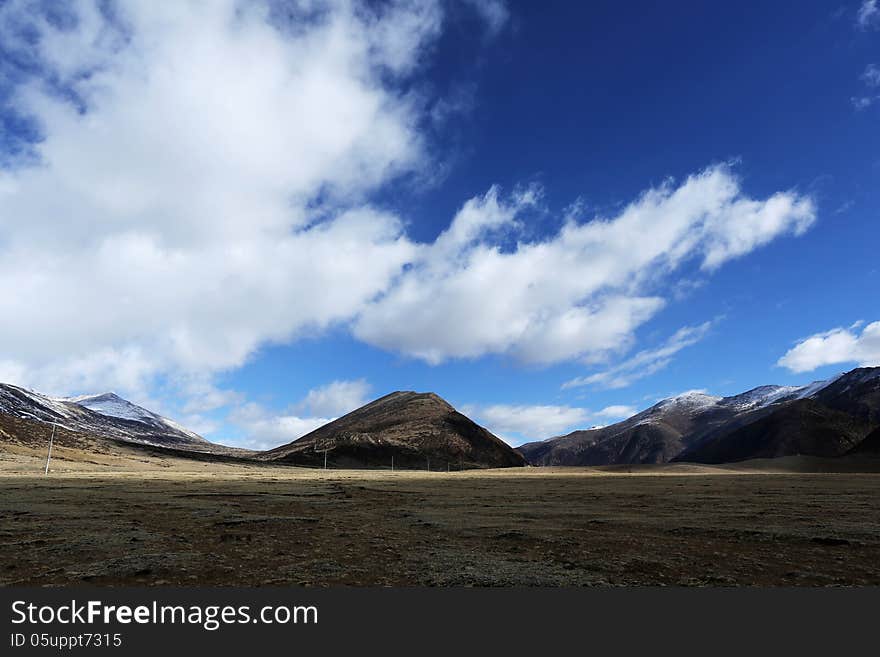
top-left (297, 379), bottom-right (371, 417)
top-left (852, 95), bottom-right (878, 110)
top-left (224, 377), bottom-right (372, 450)
top-left (595, 404), bottom-right (637, 419)
top-left (0, 2), bottom-right (817, 414)
top-left (355, 168), bottom-right (813, 365)
top-left (463, 401), bottom-right (641, 445)
top-left (858, 0), bottom-right (879, 28)
top-left (777, 321), bottom-right (880, 373)
top-left (852, 65), bottom-right (880, 112)
top-left (227, 402), bottom-right (332, 452)
top-left (563, 320), bottom-right (715, 390)
top-left (0, 0), bottom-right (439, 396)
top-left (463, 403), bottom-right (591, 442)
top-left (178, 376), bottom-right (244, 415)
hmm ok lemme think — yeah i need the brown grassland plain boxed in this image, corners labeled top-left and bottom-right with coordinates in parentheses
top-left (1, 443), bottom-right (880, 586)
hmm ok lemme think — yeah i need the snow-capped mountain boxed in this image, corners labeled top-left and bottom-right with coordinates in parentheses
top-left (0, 384), bottom-right (206, 449)
top-left (718, 385), bottom-right (801, 411)
top-left (657, 390), bottom-right (722, 410)
top-left (62, 392), bottom-right (203, 442)
top-left (518, 367), bottom-right (880, 466)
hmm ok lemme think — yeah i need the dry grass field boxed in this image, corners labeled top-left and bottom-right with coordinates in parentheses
top-left (2, 444), bottom-right (880, 586)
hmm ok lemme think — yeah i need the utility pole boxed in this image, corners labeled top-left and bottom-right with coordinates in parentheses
top-left (315, 445), bottom-right (331, 471)
top-left (44, 422), bottom-right (56, 476)
top-left (426, 457), bottom-right (430, 472)
top-left (391, 455), bottom-right (394, 472)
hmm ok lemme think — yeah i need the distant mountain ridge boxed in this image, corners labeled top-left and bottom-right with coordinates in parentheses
top-left (518, 367), bottom-right (880, 466)
top-left (3, 369), bottom-right (878, 469)
top-left (64, 392), bottom-right (204, 441)
top-left (0, 385), bottom-right (524, 469)
top-left (0, 383), bottom-right (207, 449)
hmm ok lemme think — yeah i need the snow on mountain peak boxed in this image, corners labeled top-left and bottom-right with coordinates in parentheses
top-left (791, 373), bottom-right (843, 400)
top-left (61, 392), bottom-right (204, 441)
top-left (720, 385), bottom-right (801, 410)
top-left (659, 390), bottom-right (722, 409)
top-left (63, 392), bottom-right (156, 423)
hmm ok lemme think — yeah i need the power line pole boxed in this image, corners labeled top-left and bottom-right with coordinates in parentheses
top-left (323, 448), bottom-right (328, 470)
top-left (391, 455), bottom-right (394, 472)
top-left (44, 422), bottom-right (56, 476)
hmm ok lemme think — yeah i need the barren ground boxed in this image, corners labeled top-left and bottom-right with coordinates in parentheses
top-left (2, 446), bottom-right (880, 586)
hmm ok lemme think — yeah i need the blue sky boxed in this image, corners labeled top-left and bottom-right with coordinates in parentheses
top-left (0, 1), bottom-right (878, 448)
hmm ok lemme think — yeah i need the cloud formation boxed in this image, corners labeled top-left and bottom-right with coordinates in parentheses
top-left (228, 403), bottom-right (333, 452)
top-left (852, 64), bottom-right (880, 110)
top-left (595, 404), bottom-right (638, 419)
top-left (777, 321), bottom-right (880, 373)
top-left (0, 0), bottom-right (438, 397)
top-left (297, 379), bottom-right (371, 417)
top-left (462, 0), bottom-right (509, 37)
top-left (465, 401), bottom-right (639, 444)
top-left (226, 378), bottom-right (371, 450)
top-left (355, 169), bottom-right (813, 366)
top-left (0, 1), bottom-right (816, 436)
top-left (562, 321), bottom-right (716, 390)
top-left (465, 403), bottom-right (591, 440)
top-left (863, 63), bottom-right (880, 87)
top-left (858, 0), bottom-right (879, 28)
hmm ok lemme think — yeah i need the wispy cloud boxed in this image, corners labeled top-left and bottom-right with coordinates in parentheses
top-left (595, 404), bottom-right (638, 419)
top-left (852, 65), bottom-right (880, 111)
top-left (464, 404), bottom-right (591, 441)
top-left (227, 403), bottom-right (333, 452)
top-left (224, 378), bottom-right (372, 450)
top-left (562, 320), bottom-right (716, 390)
top-left (464, 402), bottom-right (639, 444)
top-left (461, 0), bottom-right (510, 37)
top-left (863, 63), bottom-right (880, 87)
top-left (296, 379), bottom-right (371, 417)
top-left (851, 95), bottom-right (878, 111)
top-left (858, 0), bottom-right (879, 28)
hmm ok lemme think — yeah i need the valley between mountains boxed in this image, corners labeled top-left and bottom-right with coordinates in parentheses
top-left (1, 368), bottom-right (880, 586)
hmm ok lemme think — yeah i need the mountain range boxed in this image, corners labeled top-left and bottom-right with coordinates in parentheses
top-left (0, 384), bottom-right (524, 469)
top-left (518, 367), bottom-right (880, 466)
top-left (0, 384), bottom-right (208, 449)
top-left (2, 366), bottom-right (879, 470)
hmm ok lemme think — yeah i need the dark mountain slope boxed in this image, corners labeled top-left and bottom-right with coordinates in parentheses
top-left (0, 383), bottom-right (249, 457)
top-left (262, 391), bottom-right (525, 469)
top-left (851, 426), bottom-right (880, 455)
top-left (676, 399), bottom-right (868, 463)
top-left (680, 368), bottom-right (880, 464)
top-left (520, 367), bottom-right (880, 466)
top-left (518, 390), bottom-right (775, 466)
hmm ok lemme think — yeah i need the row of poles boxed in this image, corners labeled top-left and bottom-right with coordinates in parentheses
top-left (43, 427), bottom-right (467, 475)
top-left (316, 448), bottom-right (463, 472)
